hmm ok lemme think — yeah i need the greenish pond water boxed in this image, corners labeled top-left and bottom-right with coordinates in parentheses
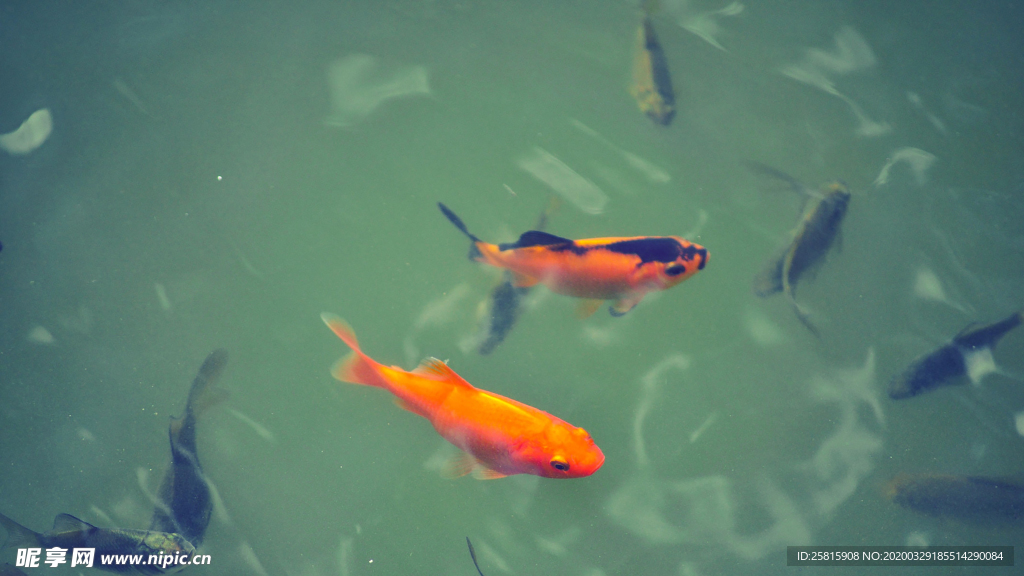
top-left (1, 1), bottom-right (1022, 575)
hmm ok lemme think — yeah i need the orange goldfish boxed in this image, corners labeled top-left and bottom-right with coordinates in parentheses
top-left (321, 313), bottom-right (604, 479)
top-left (438, 203), bottom-right (707, 317)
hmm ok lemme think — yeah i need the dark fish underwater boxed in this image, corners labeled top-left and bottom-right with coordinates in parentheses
top-left (889, 311), bottom-right (1022, 399)
top-left (750, 163), bottom-right (851, 337)
top-left (476, 199), bottom-right (560, 355)
top-left (630, 13), bottom-right (675, 126)
top-left (0, 512), bottom-right (195, 575)
top-left (888, 474), bottom-right (1024, 524)
top-left (149, 349), bottom-right (229, 547)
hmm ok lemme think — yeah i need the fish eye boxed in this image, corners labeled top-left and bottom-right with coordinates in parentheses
top-left (550, 458), bottom-right (570, 472)
top-left (665, 264), bottom-right (687, 277)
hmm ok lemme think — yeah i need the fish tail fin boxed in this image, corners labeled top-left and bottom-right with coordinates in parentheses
top-left (187, 349), bottom-right (231, 418)
top-left (0, 512), bottom-right (42, 550)
top-left (752, 256), bottom-right (784, 297)
top-left (438, 203), bottom-right (487, 261)
top-left (331, 352), bottom-right (386, 388)
top-left (746, 162), bottom-right (823, 200)
top-left (321, 314), bottom-right (388, 388)
top-left (789, 297), bottom-right (821, 339)
top-left (640, 0), bottom-right (661, 16)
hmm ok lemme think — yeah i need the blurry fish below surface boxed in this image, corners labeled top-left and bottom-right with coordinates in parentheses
top-left (749, 163), bottom-right (851, 337)
top-left (476, 199), bottom-right (560, 355)
top-left (321, 314), bottom-right (605, 479)
top-left (438, 203), bottom-right (707, 317)
top-left (889, 311), bottom-right (1022, 400)
top-left (0, 512), bottom-right (195, 575)
top-left (517, 147), bottom-right (608, 215)
top-left (677, 1), bottom-right (744, 52)
top-left (149, 350), bottom-right (230, 547)
top-left (630, 12), bottom-right (675, 126)
top-left (476, 273), bottom-right (529, 355)
top-left (888, 474), bottom-right (1024, 524)
top-left (324, 54), bottom-right (430, 127)
top-left (873, 147), bottom-right (937, 187)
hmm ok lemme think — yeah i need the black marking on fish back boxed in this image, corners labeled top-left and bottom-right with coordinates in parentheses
top-left (604, 237), bottom-right (681, 264)
top-left (888, 344), bottom-right (966, 399)
top-left (953, 311), bottom-right (1023, 350)
top-left (498, 230), bottom-right (574, 251)
top-left (686, 244), bottom-right (708, 269)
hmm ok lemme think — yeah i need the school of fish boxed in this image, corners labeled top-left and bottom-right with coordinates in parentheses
top-left (2, 6), bottom-right (1022, 576)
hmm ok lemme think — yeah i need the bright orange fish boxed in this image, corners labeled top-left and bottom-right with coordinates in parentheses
top-left (438, 203), bottom-right (708, 317)
top-left (321, 313), bottom-right (605, 480)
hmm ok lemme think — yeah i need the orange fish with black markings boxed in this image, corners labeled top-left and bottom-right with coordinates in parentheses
top-left (438, 203), bottom-right (707, 317)
top-left (321, 313), bottom-right (604, 480)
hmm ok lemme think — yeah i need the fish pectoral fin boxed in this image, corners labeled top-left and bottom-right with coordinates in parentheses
top-left (440, 451), bottom-right (477, 480)
top-left (52, 513), bottom-right (98, 534)
top-left (472, 467), bottom-right (509, 480)
top-left (509, 270), bottom-right (540, 288)
top-left (412, 358), bottom-right (474, 389)
top-left (575, 299), bottom-right (605, 319)
top-left (392, 397), bottom-right (419, 414)
top-left (610, 292), bottom-right (646, 317)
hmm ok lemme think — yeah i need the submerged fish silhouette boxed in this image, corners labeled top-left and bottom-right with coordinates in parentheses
top-left (630, 14), bottom-right (675, 126)
top-left (889, 311), bottom-right (1022, 399)
top-left (750, 163), bottom-right (851, 337)
top-left (0, 512), bottom-right (195, 575)
top-left (149, 350), bottom-right (229, 546)
top-left (477, 199), bottom-right (560, 355)
top-left (888, 473), bottom-right (1024, 524)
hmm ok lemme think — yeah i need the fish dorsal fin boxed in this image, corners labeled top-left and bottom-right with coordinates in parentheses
top-left (952, 321), bottom-right (980, 342)
top-left (500, 230), bottom-right (572, 250)
top-left (52, 514), bottom-right (97, 534)
top-left (412, 358), bottom-right (474, 389)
